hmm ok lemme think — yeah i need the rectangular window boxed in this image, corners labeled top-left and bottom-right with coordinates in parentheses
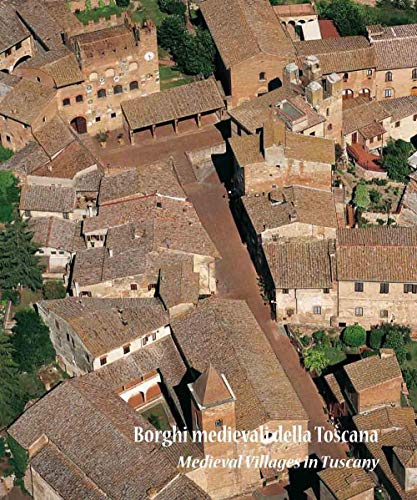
top-left (111, 112), bottom-right (116, 118)
top-left (16, 42), bottom-right (22, 50)
top-left (323, 288), bottom-right (330, 294)
top-left (66, 333), bottom-right (70, 342)
top-left (414, 114), bottom-right (417, 121)
top-left (354, 281), bottom-right (364, 292)
top-left (59, 250), bottom-right (65, 255)
top-left (367, 69), bottom-right (372, 77)
top-left (123, 344), bottom-right (131, 354)
top-left (380, 309), bottom-right (388, 318)
top-left (130, 283), bottom-right (138, 291)
top-left (313, 306), bottom-right (322, 315)
top-left (413, 285), bottom-right (417, 294)
top-left (355, 307), bottom-right (363, 317)
top-left (6, 135), bottom-right (11, 143)
top-left (395, 121), bottom-right (400, 128)
top-left (55, 319), bottom-right (60, 330)
top-left (100, 356), bottom-right (107, 366)
top-left (282, 288), bottom-right (289, 294)
top-left (95, 116), bottom-right (101, 122)
top-left (404, 283), bottom-right (413, 293)
top-left (380, 282), bottom-right (389, 294)
top-left (63, 212), bottom-right (69, 219)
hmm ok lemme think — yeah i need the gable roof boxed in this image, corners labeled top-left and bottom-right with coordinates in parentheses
top-left (28, 217), bottom-right (82, 252)
top-left (381, 95), bottom-right (417, 122)
top-left (264, 239), bottom-right (335, 289)
top-left (0, 1), bottom-right (30, 53)
top-left (171, 298), bottom-right (307, 429)
top-left (344, 354), bottom-right (402, 393)
top-left (121, 78), bottom-right (224, 130)
top-left (242, 186), bottom-right (337, 234)
top-left (39, 297), bottom-right (169, 357)
top-left (336, 227), bottom-right (417, 282)
top-left (200, 0), bottom-right (294, 68)
top-left (20, 184), bottom-right (76, 213)
top-left (0, 79), bottom-right (56, 125)
top-left (295, 36), bottom-right (376, 74)
top-left (33, 115), bottom-right (75, 158)
top-left (342, 97), bottom-right (390, 136)
top-left (21, 48), bottom-right (84, 88)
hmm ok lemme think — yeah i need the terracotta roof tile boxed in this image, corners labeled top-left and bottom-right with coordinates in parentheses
top-left (242, 186), bottom-right (337, 234)
top-left (381, 96), bottom-right (417, 122)
top-left (172, 298), bottom-right (308, 428)
top-left (264, 239), bottom-right (335, 289)
top-left (122, 78), bottom-right (224, 130)
top-left (342, 98), bottom-right (390, 136)
top-left (20, 184), bottom-right (76, 213)
top-left (192, 364), bottom-right (232, 406)
top-left (201, 0), bottom-right (294, 68)
top-left (0, 1), bottom-right (30, 53)
top-left (274, 3), bottom-right (316, 17)
top-left (344, 354), bottom-right (402, 392)
top-left (33, 116), bottom-right (75, 158)
top-left (28, 217), bottom-right (82, 252)
top-left (0, 79), bottom-right (56, 125)
top-left (318, 468), bottom-right (374, 500)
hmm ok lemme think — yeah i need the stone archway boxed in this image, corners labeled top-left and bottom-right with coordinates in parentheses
top-left (70, 116), bottom-right (87, 134)
top-left (13, 55), bottom-right (31, 71)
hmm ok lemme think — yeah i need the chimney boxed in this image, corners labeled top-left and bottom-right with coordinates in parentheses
top-left (303, 55), bottom-right (322, 82)
top-left (306, 80), bottom-right (323, 107)
top-left (284, 62), bottom-right (300, 85)
top-left (326, 72), bottom-right (343, 97)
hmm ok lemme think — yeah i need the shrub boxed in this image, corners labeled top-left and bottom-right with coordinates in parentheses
top-left (303, 347), bottom-right (330, 375)
top-left (42, 281), bottom-right (66, 300)
top-left (159, 0), bottom-right (186, 17)
top-left (369, 327), bottom-right (385, 349)
top-left (2, 289), bottom-right (20, 305)
top-left (342, 325), bottom-right (366, 347)
top-left (353, 183), bottom-right (370, 209)
top-left (299, 335), bottom-right (310, 348)
top-left (312, 330), bottom-right (326, 345)
top-left (369, 188), bottom-right (382, 204)
top-left (6, 435), bottom-right (28, 485)
top-left (383, 330), bottom-right (407, 363)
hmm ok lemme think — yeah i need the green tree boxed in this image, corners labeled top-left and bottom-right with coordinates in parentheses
top-left (369, 327), bottom-right (385, 349)
top-left (383, 330), bottom-right (407, 363)
top-left (159, 0), bottom-right (186, 17)
top-left (175, 29), bottom-right (216, 77)
top-left (11, 309), bottom-right (55, 373)
top-left (0, 171), bottom-right (20, 223)
top-left (303, 347), bottom-right (329, 375)
top-left (157, 15), bottom-right (187, 53)
top-left (0, 144), bottom-right (13, 163)
top-left (342, 325), bottom-right (366, 347)
top-left (6, 435), bottom-right (28, 486)
top-left (353, 183), bottom-right (370, 209)
top-left (0, 332), bottom-right (25, 428)
top-left (42, 281), bottom-right (66, 300)
top-left (0, 217), bottom-right (43, 294)
top-left (317, 0), bottom-right (366, 36)
top-left (382, 139), bottom-right (414, 182)
top-left (312, 330), bottom-right (326, 345)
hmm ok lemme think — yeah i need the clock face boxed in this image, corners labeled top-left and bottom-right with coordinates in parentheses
top-left (144, 51), bottom-right (154, 61)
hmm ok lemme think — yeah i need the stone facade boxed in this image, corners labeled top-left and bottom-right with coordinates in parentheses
top-left (0, 36), bottom-right (33, 74)
top-left (376, 67), bottom-right (417, 101)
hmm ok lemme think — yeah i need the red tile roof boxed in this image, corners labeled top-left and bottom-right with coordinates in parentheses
top-left (319, 20), bottom-right (340, 39)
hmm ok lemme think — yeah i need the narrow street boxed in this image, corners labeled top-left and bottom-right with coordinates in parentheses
top-left (185, 172), bottom-right (347, 460)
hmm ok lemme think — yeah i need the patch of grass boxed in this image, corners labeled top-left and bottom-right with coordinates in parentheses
top-left (131, 0), bottom-right (167, 26)
top-left (142, 403), bottom-right (171, 430)
top-left (323, 346), bottom-right (347, 366)
top-left (159, 65), bottom-right (194, 90)
top-left (11, 288), bottom-right (43, 314)
top-left (18, 372), bottom-right (46, 400)
top-left (75, 5), bottom-right (124, 25)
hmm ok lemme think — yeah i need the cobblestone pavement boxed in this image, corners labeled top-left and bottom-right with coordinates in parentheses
top-left (185, 173), bottom-right (347, 460)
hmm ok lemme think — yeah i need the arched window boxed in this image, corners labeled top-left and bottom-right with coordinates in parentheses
top-left (384, 88), bottom-right (393, 98)
top-left (360, 88), bottom-right (371, 98)
top-left (97, 89), bottom-right (106, 99)
top-left (342, 89), bottom-right (354, 99)
top-left (129, 81), bottom-right (139, 91)
top-left (114, 85), bottom-right (123, 95)
top-left (412, 69), bottom-right (417, 80)
top-left (62, 98), bottom-right (70, 106)
top-left (327, 123), bottom-right (333, 131)
top-left (259, 72), bottom-right (266, 82)
top-left (343, 72), bottom-right (349, 82)
top-left (385, 71), bottom-right (392, 82)
top-left (75, 95), bottom-right (83, 103)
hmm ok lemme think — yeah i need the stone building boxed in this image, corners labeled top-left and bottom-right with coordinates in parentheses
top-left (368, 24), bottom-right (417, 101)
top-left (0, 2), bottom-right (33, 73)
top-left (200, 0), bottom-right (296, 107)
top-left (274, 3), bottom-right (320, 42)
top-left (318, 467), bottom-right (375, 500)
top-left (263, 239), bottom-right (337, 324)
top-left (295, 36), bottom-right (376, 101)
top-left (37, 297), bottom-right (170, 376)
top-left (0, 78), bottom-right (57, 152)
top-left (28, 217), bottom-right (84, 279)
top-left (8, 298), bottom-right (308, 499)
top-left (229, 116), bottom-right (335, 195)
top-left (341, 350), bottom-right (403, 414)
top-left (353, 407), bottom-right (417, 499)
top-left (336, 227), bottom-right (417, 329)
top-left (121, 77), bottom-right (225, 143)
